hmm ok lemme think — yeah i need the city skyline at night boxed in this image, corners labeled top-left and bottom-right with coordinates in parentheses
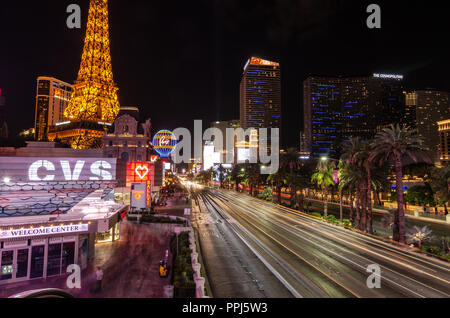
top-left (1, 1), bottom-right (449, 149)
top-left (0, 0), bottom-right (449, 305)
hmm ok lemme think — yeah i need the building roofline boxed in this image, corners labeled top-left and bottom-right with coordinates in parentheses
top-left (37, 76), bottom-right (73, 87)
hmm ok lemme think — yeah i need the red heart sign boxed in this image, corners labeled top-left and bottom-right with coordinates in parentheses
top-left (135, 165), bottom-right (149, 179)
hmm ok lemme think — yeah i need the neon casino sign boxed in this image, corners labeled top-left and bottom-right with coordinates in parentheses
top-left (126, 162), bottom-right (151, 186)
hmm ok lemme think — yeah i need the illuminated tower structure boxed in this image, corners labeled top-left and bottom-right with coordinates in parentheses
top-left (240, 57), bottom-right (281, 153)
top-left (49, 0), bottom-right (120, 149)
top-left (240, 57), bottom-right (281, 131)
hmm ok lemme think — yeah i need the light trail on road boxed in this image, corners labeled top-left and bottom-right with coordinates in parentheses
top-left (198, 188), bottom-right (450, 298)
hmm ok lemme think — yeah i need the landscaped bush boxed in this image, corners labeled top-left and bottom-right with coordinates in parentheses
top-left (311, 212), bottom-right (322, 218)
top-left (324, 215), bottom-right (339, 224)
top-left (257, 188), bottom-right (273, 202)
top-left (171, 231), bottom-right (196, 297)
top-left (342, 219), bottom-right (352, 227)
top-left (421, 245), bottom-right (450, 262)
top-left (141, 215), bottom-right (187, 225)
top-left (422, 245), bottom-right (443, 255)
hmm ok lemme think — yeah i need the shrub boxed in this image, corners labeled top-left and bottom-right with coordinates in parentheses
top-left (171, 232), bottom-right (195, 291)
top-left (312, 212), bottom-right (322, 218)
top-left (342, 219), bottom-right (352, 227)
top-left (422, 245), bottom-right (443, 255)
top-left (325, 215), bottom-right (339, 224)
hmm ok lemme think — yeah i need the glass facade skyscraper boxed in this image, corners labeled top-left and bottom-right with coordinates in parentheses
top-left (34, 77), bottom-right (73, 141)
top-left (302, 75), bottom-right (406, 158)
top-left (240, 57), bottom-right (281, 131)
top-left (406, 90), bottom-right (450, 159)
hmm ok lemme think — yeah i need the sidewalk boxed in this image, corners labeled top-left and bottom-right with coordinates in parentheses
top-left (0, 221), bottom-right (173, 298)
top-left (304, 197), bottom-right (450, 227)
top-left (156, 193), bottom-right (191, 218)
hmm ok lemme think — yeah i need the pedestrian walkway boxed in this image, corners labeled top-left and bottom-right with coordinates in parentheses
top-left (304, 197), bottom-right (450, 227)
top-left (156, 192), bottom-right (191, 218)
top-left (0, 221), bottom-right (173, 298)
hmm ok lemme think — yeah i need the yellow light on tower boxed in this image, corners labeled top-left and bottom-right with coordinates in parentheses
top-left (62, 0), bottom-right (120, 149)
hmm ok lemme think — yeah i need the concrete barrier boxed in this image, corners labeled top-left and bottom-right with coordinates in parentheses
top-left (164, 285), bottom-right (174, 298)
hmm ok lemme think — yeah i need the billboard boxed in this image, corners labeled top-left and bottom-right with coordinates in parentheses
top-left (0, 158), bottom-right (117, 183)
top-left (126, 162), bottom-right (152, 187)
top-left (203, 143), bottom-right (221, 171)
top-left (237, 148), bottom-right (250, 162)
top-left (131, 182), bottom-right (150, 210)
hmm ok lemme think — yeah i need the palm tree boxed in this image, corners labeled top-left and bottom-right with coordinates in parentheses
top-left (355, 141), bottom-right (378, 233)
top-left (338, 160), bottom-right (358, 223)
top-left (311, 160), bottom-right (336, 217)
top-left (280, 148), bottom-right (303, 207)
top-left (341, 138), bottom-right (365, 228)
top-left (247, 164), bottom-right (261, 197)
top-left (230, 165), bottom-right (244, 191)
top-left (406, 226), bottom-right (433, 249)
top-left (267, 167), bottom-right (287, 204)
top-left (429, 166), bottom-right (450, 215)
top-left (216, 164), bottom-right (225, 189)
top-left (371, 124), bottom-right (428, 243)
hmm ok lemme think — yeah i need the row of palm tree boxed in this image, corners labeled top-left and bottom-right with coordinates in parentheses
top-left (313, 125), bottom-right (430, 243)
top-left (190, 124), bottom-right (447, 245)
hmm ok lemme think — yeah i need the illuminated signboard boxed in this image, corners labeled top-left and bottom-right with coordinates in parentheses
top-left (203, 143), bottom-right (221, 171)
top-left (126, 162), bottom-right (151, 186)
top-left (250, 57), bottom-right (280, 67)
top-left (373, 73), bottom-right (404, 80)
top-left (54, 89), bottom-right (62, 97)
top-left (0, 224), bottom-right (89, 240)
top-left (237, 148), bottom-right (250, 162)
top-left (131, 183), bottom-right (149, 209)
top-left (146, 181), bottom-right (151, 207)
top-left (150, 155), bottom-right (159, 162)
top-left (153, 130), bottom-right (177, 158)
top-left (0, 158), bottom-right (117, 183)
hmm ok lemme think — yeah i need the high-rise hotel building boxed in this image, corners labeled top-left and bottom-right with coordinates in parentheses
top-left (302, 74), bottom-right (405, 158)
top-left (405, 90), bottom-right (450, 159)
top-left (35, 77), bottom-right (73, 141)
top-left (438, 119), bottom-right (450, 164)
top-left (240, 57), bottom-right (281, 132)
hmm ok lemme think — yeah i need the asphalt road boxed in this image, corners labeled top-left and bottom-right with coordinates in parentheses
top-left (196, 188), bottom-right (450, 298)
top-left (190, 190), bottom-right (293, 298)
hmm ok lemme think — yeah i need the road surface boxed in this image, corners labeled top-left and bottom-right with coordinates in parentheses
top-left (195, 188), bottom-right (450, 298)
top-left (191, 190), bottom-right (293, 298)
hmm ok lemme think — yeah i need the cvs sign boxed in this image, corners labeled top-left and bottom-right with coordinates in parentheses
top-left (0, 158), bottom-right (117, 182)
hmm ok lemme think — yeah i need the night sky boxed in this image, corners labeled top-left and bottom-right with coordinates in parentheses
top-left (0, 0), bottom-right (449, 148)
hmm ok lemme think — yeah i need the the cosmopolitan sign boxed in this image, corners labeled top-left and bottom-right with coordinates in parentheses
top-left (0, 158), bottom-right (117, 182)
top-left (373, 73), bottom-right (404, 80)
top-left (0, 224), bottom-right (89, 239)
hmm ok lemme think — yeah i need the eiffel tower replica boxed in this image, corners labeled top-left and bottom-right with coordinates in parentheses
top-left (49, 0), bottom-right (120, 149)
